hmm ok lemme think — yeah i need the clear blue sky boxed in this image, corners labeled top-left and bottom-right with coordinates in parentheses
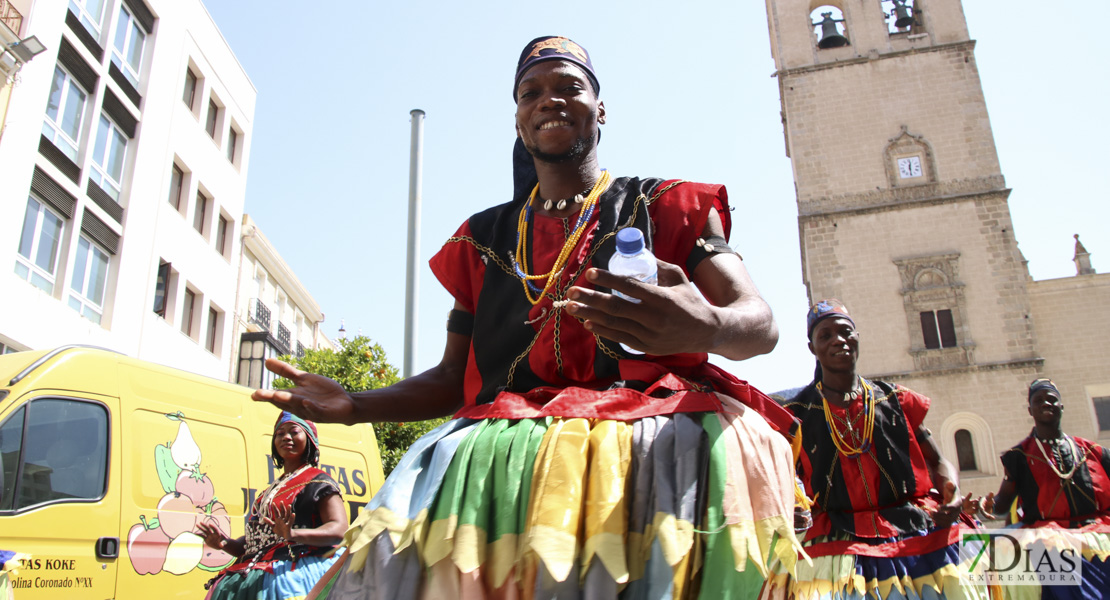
top-left (203, 0), bottom-right (1106, 393)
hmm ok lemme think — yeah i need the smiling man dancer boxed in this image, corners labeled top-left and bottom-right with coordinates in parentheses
top-left (976, 379), bottom-right (1110, 598)
top-left (776, 300), bottom-right (986, 600)
top-left (255, 36), bottom-right (805, 599)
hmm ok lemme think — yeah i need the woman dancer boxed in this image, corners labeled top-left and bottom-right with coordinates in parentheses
top-left (199, 412), bottom-right (347, 599)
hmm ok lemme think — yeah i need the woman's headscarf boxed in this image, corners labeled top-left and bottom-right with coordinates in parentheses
top-left (271, 411), bottom-right (320, 467)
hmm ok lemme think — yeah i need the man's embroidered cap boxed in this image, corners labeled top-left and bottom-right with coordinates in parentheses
top-left (807, 298), bottom-right (854, 339)
top-left (1028, 378), bottom-right (1060, 400)
top-left (514, 36), bottom-right (599, 100)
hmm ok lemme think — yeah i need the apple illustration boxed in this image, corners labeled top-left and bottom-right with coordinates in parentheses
top-left (127, 515), bottom-right (171, 575)
top-left (157, 493), bottom-right (201, 539)
top-left (176, 471), bottom-right (215, 508)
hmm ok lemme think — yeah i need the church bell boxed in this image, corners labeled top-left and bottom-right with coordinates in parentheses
top-left (891, 0), bottom-right (915, 28)
top-left (814, 12), bottom-right (849, 49)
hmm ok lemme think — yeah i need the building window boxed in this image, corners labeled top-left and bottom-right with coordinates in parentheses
top-left (193, 191), bottom-right (208, 235)
top-left (182, 68), bottom-right (197, 108)
top-left (216, 214), bottom-right (230, 257)
top-left (206, 306), bottom-right (220, 353)
top-left (921, 309), bottom-right (957, 350)
top-left (110, 4), bottom-right (146, 88)
top-left (205, 99), bottom-right (219, 139)
top-left (68, 237), bottom-right (110, 325)
top-left (181, 288), bottom-right (197, 337)
top-left (226, 127), bottom-right (238, 163)
top-left (954, 429), bottom-right (977, 471)
top-left (42, 66), bottom-right (88, 162)
top-left (168, 163), bottom-right (184, 210)
top-left (90, 115), bottom-right (128, 201)
top-left (894, 253), bottom-right (974, 371)
top-left (153, 261), bottom-right (172, 318)
top-left (69, 0), bottom-right (108, 38)
top-left (0, 398), bottom-right (109, 510)
top-left (15, 196), bottom-right (65, 294)
top-left (1094, 397), bottom-right (1110, 433)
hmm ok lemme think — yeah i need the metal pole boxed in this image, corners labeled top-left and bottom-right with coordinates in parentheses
top-left (403, 109), bottom-right (425, 378)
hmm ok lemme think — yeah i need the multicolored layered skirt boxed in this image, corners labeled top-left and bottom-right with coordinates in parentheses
top-left (206, 553), bottom-right (342, 600)
top-left (760, 524), bottom-right (997, 600)
top-left (316, 393), bottom-right (802, 599)
top-left (993, 523), bottom-right (1110, 600)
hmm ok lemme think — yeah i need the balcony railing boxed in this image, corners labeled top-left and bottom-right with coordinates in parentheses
top-left (296, 342), bottom-right (306, 359)
top-left (276, 322), bottom-right (291, 354)
top-left (1, 0), bottom-right (23, 35)
top-left (248, 298), bottom-right (271, 331)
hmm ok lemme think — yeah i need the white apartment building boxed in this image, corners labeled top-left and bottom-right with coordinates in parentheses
top-left (233, 214), bottom-right (335, 390)
top-left (0, 0), bottom-right (254, 379)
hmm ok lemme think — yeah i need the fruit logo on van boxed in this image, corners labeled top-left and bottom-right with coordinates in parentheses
top-left (127, 412), bottom-right (234, 576)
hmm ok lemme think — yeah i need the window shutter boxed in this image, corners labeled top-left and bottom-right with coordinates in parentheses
top-left (920, 311), bottom-right (939, 350)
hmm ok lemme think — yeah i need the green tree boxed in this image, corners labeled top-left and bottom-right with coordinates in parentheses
top-left (273, 335), bottom-right (447, 476)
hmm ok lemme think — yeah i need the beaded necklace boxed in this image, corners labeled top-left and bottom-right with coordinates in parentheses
top-left (256, 463), bottom-right (310, 519)
top-left (818, 377), bottom-right (876, 456)
top-left (1034, 434), bottom-right (1080, 480)
top-left (513, 170), bottom-right (612, 305)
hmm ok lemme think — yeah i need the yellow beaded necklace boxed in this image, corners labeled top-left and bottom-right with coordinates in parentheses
top-left (818, 378), bottom-right (877, 456)
top-left (513, 170), bottom-right (611, 305)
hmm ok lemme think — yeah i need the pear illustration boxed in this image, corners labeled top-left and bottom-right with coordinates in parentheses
top-left (168, 413), bottom-right (202, 472)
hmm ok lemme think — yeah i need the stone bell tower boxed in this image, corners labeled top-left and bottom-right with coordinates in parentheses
top-left (764, 0), bottom-right (1060, 496)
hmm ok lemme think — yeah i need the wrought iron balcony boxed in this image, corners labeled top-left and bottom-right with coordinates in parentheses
top-left (248, 298), bottom-right (271, 331)
top-left (1, 0), bottom-right (23, 36)
top-left (276, 322), bottom-right (291, 354)
top-left (296, 342), bottom-right (306, 359)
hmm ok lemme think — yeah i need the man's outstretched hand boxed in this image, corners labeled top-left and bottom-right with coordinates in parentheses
top-left (930, 480), bottom-right (964, 528)
top-left (251, 358), bottom-right (360, 424)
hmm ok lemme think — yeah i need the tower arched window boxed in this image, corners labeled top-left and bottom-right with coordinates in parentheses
top-left (810, 6), bottom-right (849, 49)
top-left (954, 429), bottom-right (977, 471)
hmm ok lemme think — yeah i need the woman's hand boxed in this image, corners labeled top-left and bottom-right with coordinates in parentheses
top-left (196, 521), bottom-right (243, 557)
top-left (196, 520), bottom-right (226, 549)
top-left (263, 503), bottom-right (296, 543)
top-left (252, 360), bottom-right (360, 425)
top-left (566, 260), bottom-right (727, 356)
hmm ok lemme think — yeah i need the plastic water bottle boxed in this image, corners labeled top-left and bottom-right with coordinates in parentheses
top-left (608, 228), bottom-right (657, 354)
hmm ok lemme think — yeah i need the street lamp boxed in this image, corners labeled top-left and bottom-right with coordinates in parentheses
top-left (7, 35), bottom-right (46, 63)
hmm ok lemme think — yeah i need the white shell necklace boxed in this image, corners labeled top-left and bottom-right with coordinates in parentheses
top-left (1034, 434), bottom-right (1080, 480)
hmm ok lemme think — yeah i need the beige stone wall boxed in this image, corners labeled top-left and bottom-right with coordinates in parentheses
top-left (1028, 273), bottom-right (1110, 442)
top-left (781, 45), bottom-right (1001, 205)
top-left (801, 192), bottom-right (1035, 375)
top-left (766, 0), bottom-right (970, 72)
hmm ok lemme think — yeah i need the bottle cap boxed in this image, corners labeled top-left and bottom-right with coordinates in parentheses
top-left (615, 228), bottom-right (645, 254)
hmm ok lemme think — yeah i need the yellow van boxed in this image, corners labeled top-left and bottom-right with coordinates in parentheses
top-left (0, 346), bottom-right (384, 599)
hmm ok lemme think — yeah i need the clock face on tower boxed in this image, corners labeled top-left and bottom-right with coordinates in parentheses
top-left (897, 155), bottom-right (923, 179)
